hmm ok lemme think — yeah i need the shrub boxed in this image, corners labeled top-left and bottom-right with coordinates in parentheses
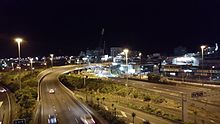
top-left (147, 73), bottom-right (161, 83)
top-left (155, 109), bottom-right (163, 116)
top-left (153, 97), bottom-right (165, 104)
top-left (15, 86), bottom-right (37, 108)
top-left (144, 95), bottom-right (151, 102)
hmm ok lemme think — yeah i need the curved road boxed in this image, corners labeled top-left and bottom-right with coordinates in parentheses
top-left (35, 66), bottom-right (106, 124)
top-left (0, 87), bottom-right (11, 124)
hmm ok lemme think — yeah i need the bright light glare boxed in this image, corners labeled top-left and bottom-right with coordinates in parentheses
top-left (50, 54), bottom-right (54, 57)
top-left (123, 49), bottom-right (129, 53)
top-left (139, 52), bottom-right (142, 56)
top-left (14, 38), bottom-right (23, 43)
top-left (200, 45), bottom-right (206, 49)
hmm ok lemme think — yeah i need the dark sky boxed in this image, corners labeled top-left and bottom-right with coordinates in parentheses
top-left (0, 0), bottom-right (220, 57)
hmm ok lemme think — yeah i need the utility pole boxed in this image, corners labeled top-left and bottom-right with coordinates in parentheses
top-left (181, 93), bottom-right (188, 123)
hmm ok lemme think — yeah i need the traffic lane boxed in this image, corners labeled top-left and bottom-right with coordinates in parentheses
top-left (112, 78), bottom-right (214, 96)
top-left (40, 76), bottom-right (57, 124)
top-left (0, 92), bottom-right (6, 122)
top-left (40, 74), bottom-right (74, 124)
top-left (40, 71), bottom-right (89, 124)
top-left (0, 88), bottom-right (9, 124)
top-left (112, 78), bottom-right (220, 108)
top-left (48, 76), bottom-right (86, 124)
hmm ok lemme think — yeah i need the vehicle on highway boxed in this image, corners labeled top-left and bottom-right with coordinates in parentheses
top-left (49, 89), bottom-right (55, 94)
top-left (48, 114), bottom-right (57, 124)
top-left (0, 87), bottom-right (6, 93)
top-left (80, 114), bottom-right (95, 124)
top-left (13, 119), bottom-right (26, 124)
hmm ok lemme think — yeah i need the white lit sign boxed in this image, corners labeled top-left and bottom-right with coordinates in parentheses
top-left (172, 56), bottom-right (199, 66)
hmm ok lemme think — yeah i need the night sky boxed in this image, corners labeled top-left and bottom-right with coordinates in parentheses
top-left (0, 0), bottom-right (220, 57)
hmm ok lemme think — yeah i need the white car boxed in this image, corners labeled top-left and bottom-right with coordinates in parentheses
top-left (0, 88), bottom-right (6, 93)
top-left (48, 114), bottom-right (57, 124)
top-left (80, 114), bottom-right (95, 124)
top-left (49, 89), bottom-right (55, 94)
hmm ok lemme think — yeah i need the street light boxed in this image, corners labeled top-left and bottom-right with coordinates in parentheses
top-left (14, 37), bottom-right (23, 90)
top-left (50, 54), bottom-right (54, 68)
top-left (11, 63), bottom-right (14, 70)
top-left (139, 52), bottom-right (142, 79)
top-left (30, 58), bottom-right (33, 72)
top-left (14, 38), bottom-right (23, 67)
top-left (210, 66), bottom-right (215, 81)
top-left (123, 49), bottom-right (129, 65)
top-left (139, 52), bottom-right (142, 63)
top-left (123, 49), bottom-right (129, 86)
top-left (200, 45), bottom-right (206, 85)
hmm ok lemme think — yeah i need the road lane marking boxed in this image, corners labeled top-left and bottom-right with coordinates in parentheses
top-left (210, 119), bottom-right (215, 123)
top-left (103, 105), bottom-right (108, 111)
top-left (75, 118), bottom-right (79, 124)
top-left (121, 111), bottom-right (127, 117)
top-left (122, 111), bottom-right (153, 124)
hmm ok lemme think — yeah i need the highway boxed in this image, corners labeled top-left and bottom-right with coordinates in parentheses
top-left (33, 65), bottom-right (220, 124)
top-left (0, 87), bottom-right (11, 124)
top-left (34, 66), bottom-right (107, 124)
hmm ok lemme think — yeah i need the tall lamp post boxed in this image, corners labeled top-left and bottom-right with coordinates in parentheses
top-left (210, 66), bottom-right (215, 81)
top-left (50, 54), bottom-right (54, 68)
top-left (30, 58), bottom-right (33, 72)
top-left (14, 37), bottom-right (23, 90)
top-left (200, 45), bottom-right (206, 86)
top-left (124, 49), bottom-right (129, 65)
top-left (123, 49), bottom-right (129, 86)
top-left (15, 38), bottom-right (23, 67)
top-left (139, 52), bottom-right (142, 79)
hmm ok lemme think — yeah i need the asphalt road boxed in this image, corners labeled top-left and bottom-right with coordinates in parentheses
top-left (35, 66), bottom-right (106, 124)
top-left (111, 78), bottom-right (220, 124)
top-left (0, 87), bottom-right (10, 124)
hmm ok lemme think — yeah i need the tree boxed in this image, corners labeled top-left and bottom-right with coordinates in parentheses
top-left (132, 112), bottom-right (136, 124)
top-left (102, 97), bottom-right (105, 104)
top-left (112, 103), bottom-right (114, 109)
top-left (97, 98), bottom-right (100, 106)
top-left (114, 108), bottom-right (117, 117)
top-left (147, 73), bottom-right (161, 83)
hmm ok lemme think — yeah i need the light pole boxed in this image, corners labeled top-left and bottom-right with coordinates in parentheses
top-left (14, 38), bottom-right (23, 67)
top-left (124, 49), bottom-right (129, 65)
top-left (210, 66), bottom-right (215, 81)
top-left (123, 49), bottom-right (129, 86)
top-left (50, 54), bottom-right (54, 69)
top-left (14, 37), bottom-right (23, 90)
top-left (139, 52), bottom-right (142, 79)
top-left (30, 58), bottom-right (33, 73)
top-left (200, 45), bottom-right (206, 85)
top-left (139, 52), bottom-right (142, 64)
top-left (11, 63), bottom-right (14, 70)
